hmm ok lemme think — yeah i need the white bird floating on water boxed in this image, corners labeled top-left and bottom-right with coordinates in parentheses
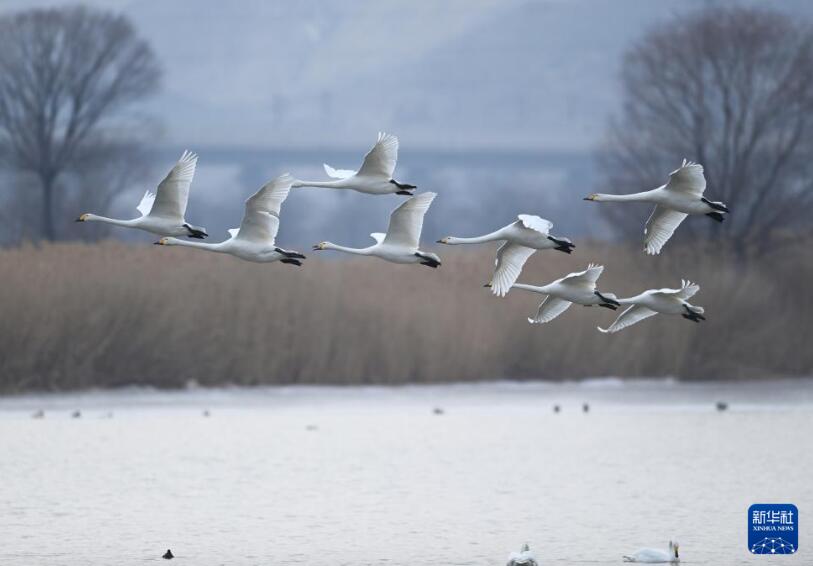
top-left (623, 540), bottom-right (680, 563)
top-left (312, 192), bottom-right (440, 267)
top-left (437, 215), bottom-right (574, 297)
top-left (599, 280), bottom-right (705, 334)
top-left (155, 173), bottom-right (305, 265)
top-left (506, 544), bottom-right (538, 566)
top-left (292, 132), bottom-right (416, 195)
top-left (584, 159), bottom-right (729, 255)
top-left (313, 193), bottom-right (440, 268)
top-left (504, 263), bottom-right (620, 324)
top-left (76, 150), bottom-right (208, 239)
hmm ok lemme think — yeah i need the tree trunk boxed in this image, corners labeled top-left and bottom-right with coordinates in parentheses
top-left (41, 174), bottom-right (56, 241)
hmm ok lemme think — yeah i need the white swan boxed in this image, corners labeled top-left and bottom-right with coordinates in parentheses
top-left (312, 192), bottom-right (440, 267)
top-left (623, 541), bottom-right (680, 563)
top-left (599, 280), bottom-right (705, 334)
top-left (437, 215), bottom-right (574, 297)
top-left (76, 150), bottom-right (208, 238)
top-left (155, 173), bottom-right (305, 265)
top-left (505, 264), bottom-right (620, 324)
top-left (506, 544), bottom-right (538, 566)
top-left (584, 160), bottom-right (729, 254)
top-left (292, 132), bottom-right (416, 195)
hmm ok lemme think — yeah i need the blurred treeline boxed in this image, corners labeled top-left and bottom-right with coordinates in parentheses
top-left (0, 241), bottom-right (810, 393)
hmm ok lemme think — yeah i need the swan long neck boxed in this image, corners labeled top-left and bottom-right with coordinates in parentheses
top-left (593, 190), bottom-right (658, 203)
top-left (166, 238), bottom-right (227, 253)
top-left (293, 179), bottom-right (346, 189)
top-left (445, 230), bottom-right (504, 245)
top-left (511, 283), bottom-right (549, 294)
top-left (84, 214), bottom-right (138, 228)
top-left (324, 243), bottom-right (372, 255)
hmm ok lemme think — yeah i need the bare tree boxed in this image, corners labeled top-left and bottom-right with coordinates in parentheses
top-left (598, 6), bottom-right (813, 254)
top-left (0, 6), bottom-right (160, 241)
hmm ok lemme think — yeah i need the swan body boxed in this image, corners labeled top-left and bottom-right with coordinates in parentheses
top-left (584, 160), bottom-right (729, 254)
top-left (506, 544), bottom-right (537, 566)
top-left (77, 150), bottom-right (208, 238)
top-left (623, 541), bottom-right (680, 563)
top-left (313, 192), bottom-right (440, 267)
top-left (509, 264), bottom-right (620, 324)
top-left (156, 173), bottom-right (305, 265)
top-left (292, 132), bottom-right (416, 195)
top-left (599, 280), bottom-right (705, 333)
top-left (437, 215), bottom-right (574, 296)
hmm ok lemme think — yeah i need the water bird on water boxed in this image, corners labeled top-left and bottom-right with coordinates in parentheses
top-left (155, 174), bottom-right (305, 265)
top-left (623, 540), bottom-right (679, 563)
top-left (505, 264), bottom-right (619, 324)
top-left (506, 543), bottom-right (538, 566)
top-left (598, 280), bottom-right (705, 333)
top-left (553, 404), bottom-right (561, 413)
top-left (716, 401), bottom-right (728, 411)
top-left (313, 192), bottom-right (440, 268)
top-left (162, 549), bottom-right (174, 559)
top-left (438, 215), bottom-right (574, 297)
top-left (584, 159), bottom-right (729, 255)
top-left (76, 151), bottom-right (208, 239)
top-left (71, 410), bottom-right (81, 419)
top-left (31, 410), bottom-right (44, 419)
top-left (433, 407), bottom-right (445, 415)
top-left (292, 132), bottom-right (416, 196)
top-left (582, 403), bottom-right (590, 413)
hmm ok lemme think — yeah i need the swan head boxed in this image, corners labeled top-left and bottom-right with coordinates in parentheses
top-left (75, 213), bottom-right (90, 222)
top-left (312, 241), bottom-right (329, 251)
top-left (583, 193), bottom-right (599, 201)
top-left (436, 236), bottom-right (455, 244)
top-left (154, 237), bottom-right (171, 246)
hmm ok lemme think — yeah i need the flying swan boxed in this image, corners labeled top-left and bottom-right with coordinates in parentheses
top-left (292, 132), bottom-right (416, 195)
top-left (437, 215), bottom-right (574, 296)
top-left (503, 264), bottom-right (620, 324)
top-left (155, 173), bottom-right (305, 265)
top-left (312, 192), bottom-right (440, 267)
top-left (506, 544), bottom-right (538, 566)
top-left (584, 160), bottom-right (729, 255)
top-left (599, 281), bottom-right (705, 334)
top-left (76, 150), bottom-right (208, 239)
top-left (623, 540), bottom-right (680, 563)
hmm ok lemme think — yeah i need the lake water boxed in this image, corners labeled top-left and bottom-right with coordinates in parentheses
top-left (1, 379), bottom-right (810, 565)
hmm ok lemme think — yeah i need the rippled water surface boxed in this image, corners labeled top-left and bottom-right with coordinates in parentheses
top-left (1, 380), bottom-right (811, 565)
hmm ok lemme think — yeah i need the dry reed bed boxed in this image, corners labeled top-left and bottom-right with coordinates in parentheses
top-left (0, 240), bottom-right (810, 392)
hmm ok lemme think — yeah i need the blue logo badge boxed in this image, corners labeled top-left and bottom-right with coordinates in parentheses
top-left (749, 504), bottom-right (798, 554)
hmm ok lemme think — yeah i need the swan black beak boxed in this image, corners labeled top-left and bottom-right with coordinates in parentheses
top-left (483, 283), bottom-right (492, 288)
top-left (312, 245), bottom-right (321, 251)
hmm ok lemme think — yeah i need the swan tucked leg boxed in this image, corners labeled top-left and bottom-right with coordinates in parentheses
top-left (682, 304), bottom-right (706, 322)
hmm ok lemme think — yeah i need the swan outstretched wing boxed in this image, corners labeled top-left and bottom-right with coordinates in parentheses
top-left (491, 243), bottom-right (536, 297)
top-left (383, 191), bottom-right (436, 248)
top-left (598, 305), bottom-right (657, 333)
top-left (324, 163), bottom-right (356, 179)
top-left (653, 279), bottom-right (700, 300)
top-left (517, 214), bottom-right (553, 235)
top-left (235, 173), bottom-right (293, 244)
top-left (644, 206), bottom-right (688, 255)
top-left (665, 159), bottom-right (706, 196)
top-left (357, 132), bottom-right (399, 178)
top-left (528, 296), bottom-right (572, 324)
top-left (562, 263), bottom-right (604, 288)
top-left (136, 190), bottom-right (156, 217)
top-left (150, 150), bottom-right (198, 219)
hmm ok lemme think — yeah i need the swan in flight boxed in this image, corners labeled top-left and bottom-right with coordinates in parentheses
top-left (155, 173), bottom-right (305, 265)
top-left (312, 192), bottom-right (440, 267)
top-left (76, 150), bottom-right (208, 239)
top-left (292, 132), bottom-right (416, 195)
top-left (599, 280), bottom-right (705, 334)
top-left (584, 160), bottom-right (729, 255)
top-left (623, 541), bottom-right (680, 563)
top-left (437, 215), bottom-right (575, 296)
top-left (503, 264), bottom-right (620, 324)
top-left (506, 544), bottom-right (538, 566)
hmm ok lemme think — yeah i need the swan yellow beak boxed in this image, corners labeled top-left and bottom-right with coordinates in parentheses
top-left (76, 214), bottom-right (89, 222)
top-left (583, 194), bottom-right (597, 201)
top-left (155, 238), bottom-right (168, 245)
top-left (312, 242), bottom-right (325, 251)
top-left (436, 237), bottom-right (449, 244)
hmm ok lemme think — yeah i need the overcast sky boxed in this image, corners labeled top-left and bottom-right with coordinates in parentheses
top-left (6, 0), bottom-right (811, 152)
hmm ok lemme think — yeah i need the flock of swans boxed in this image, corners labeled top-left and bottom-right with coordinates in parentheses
top-left (507, 541), bottom-right (680, 565)
top-left (77, 133), bottom-right (728, 334)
